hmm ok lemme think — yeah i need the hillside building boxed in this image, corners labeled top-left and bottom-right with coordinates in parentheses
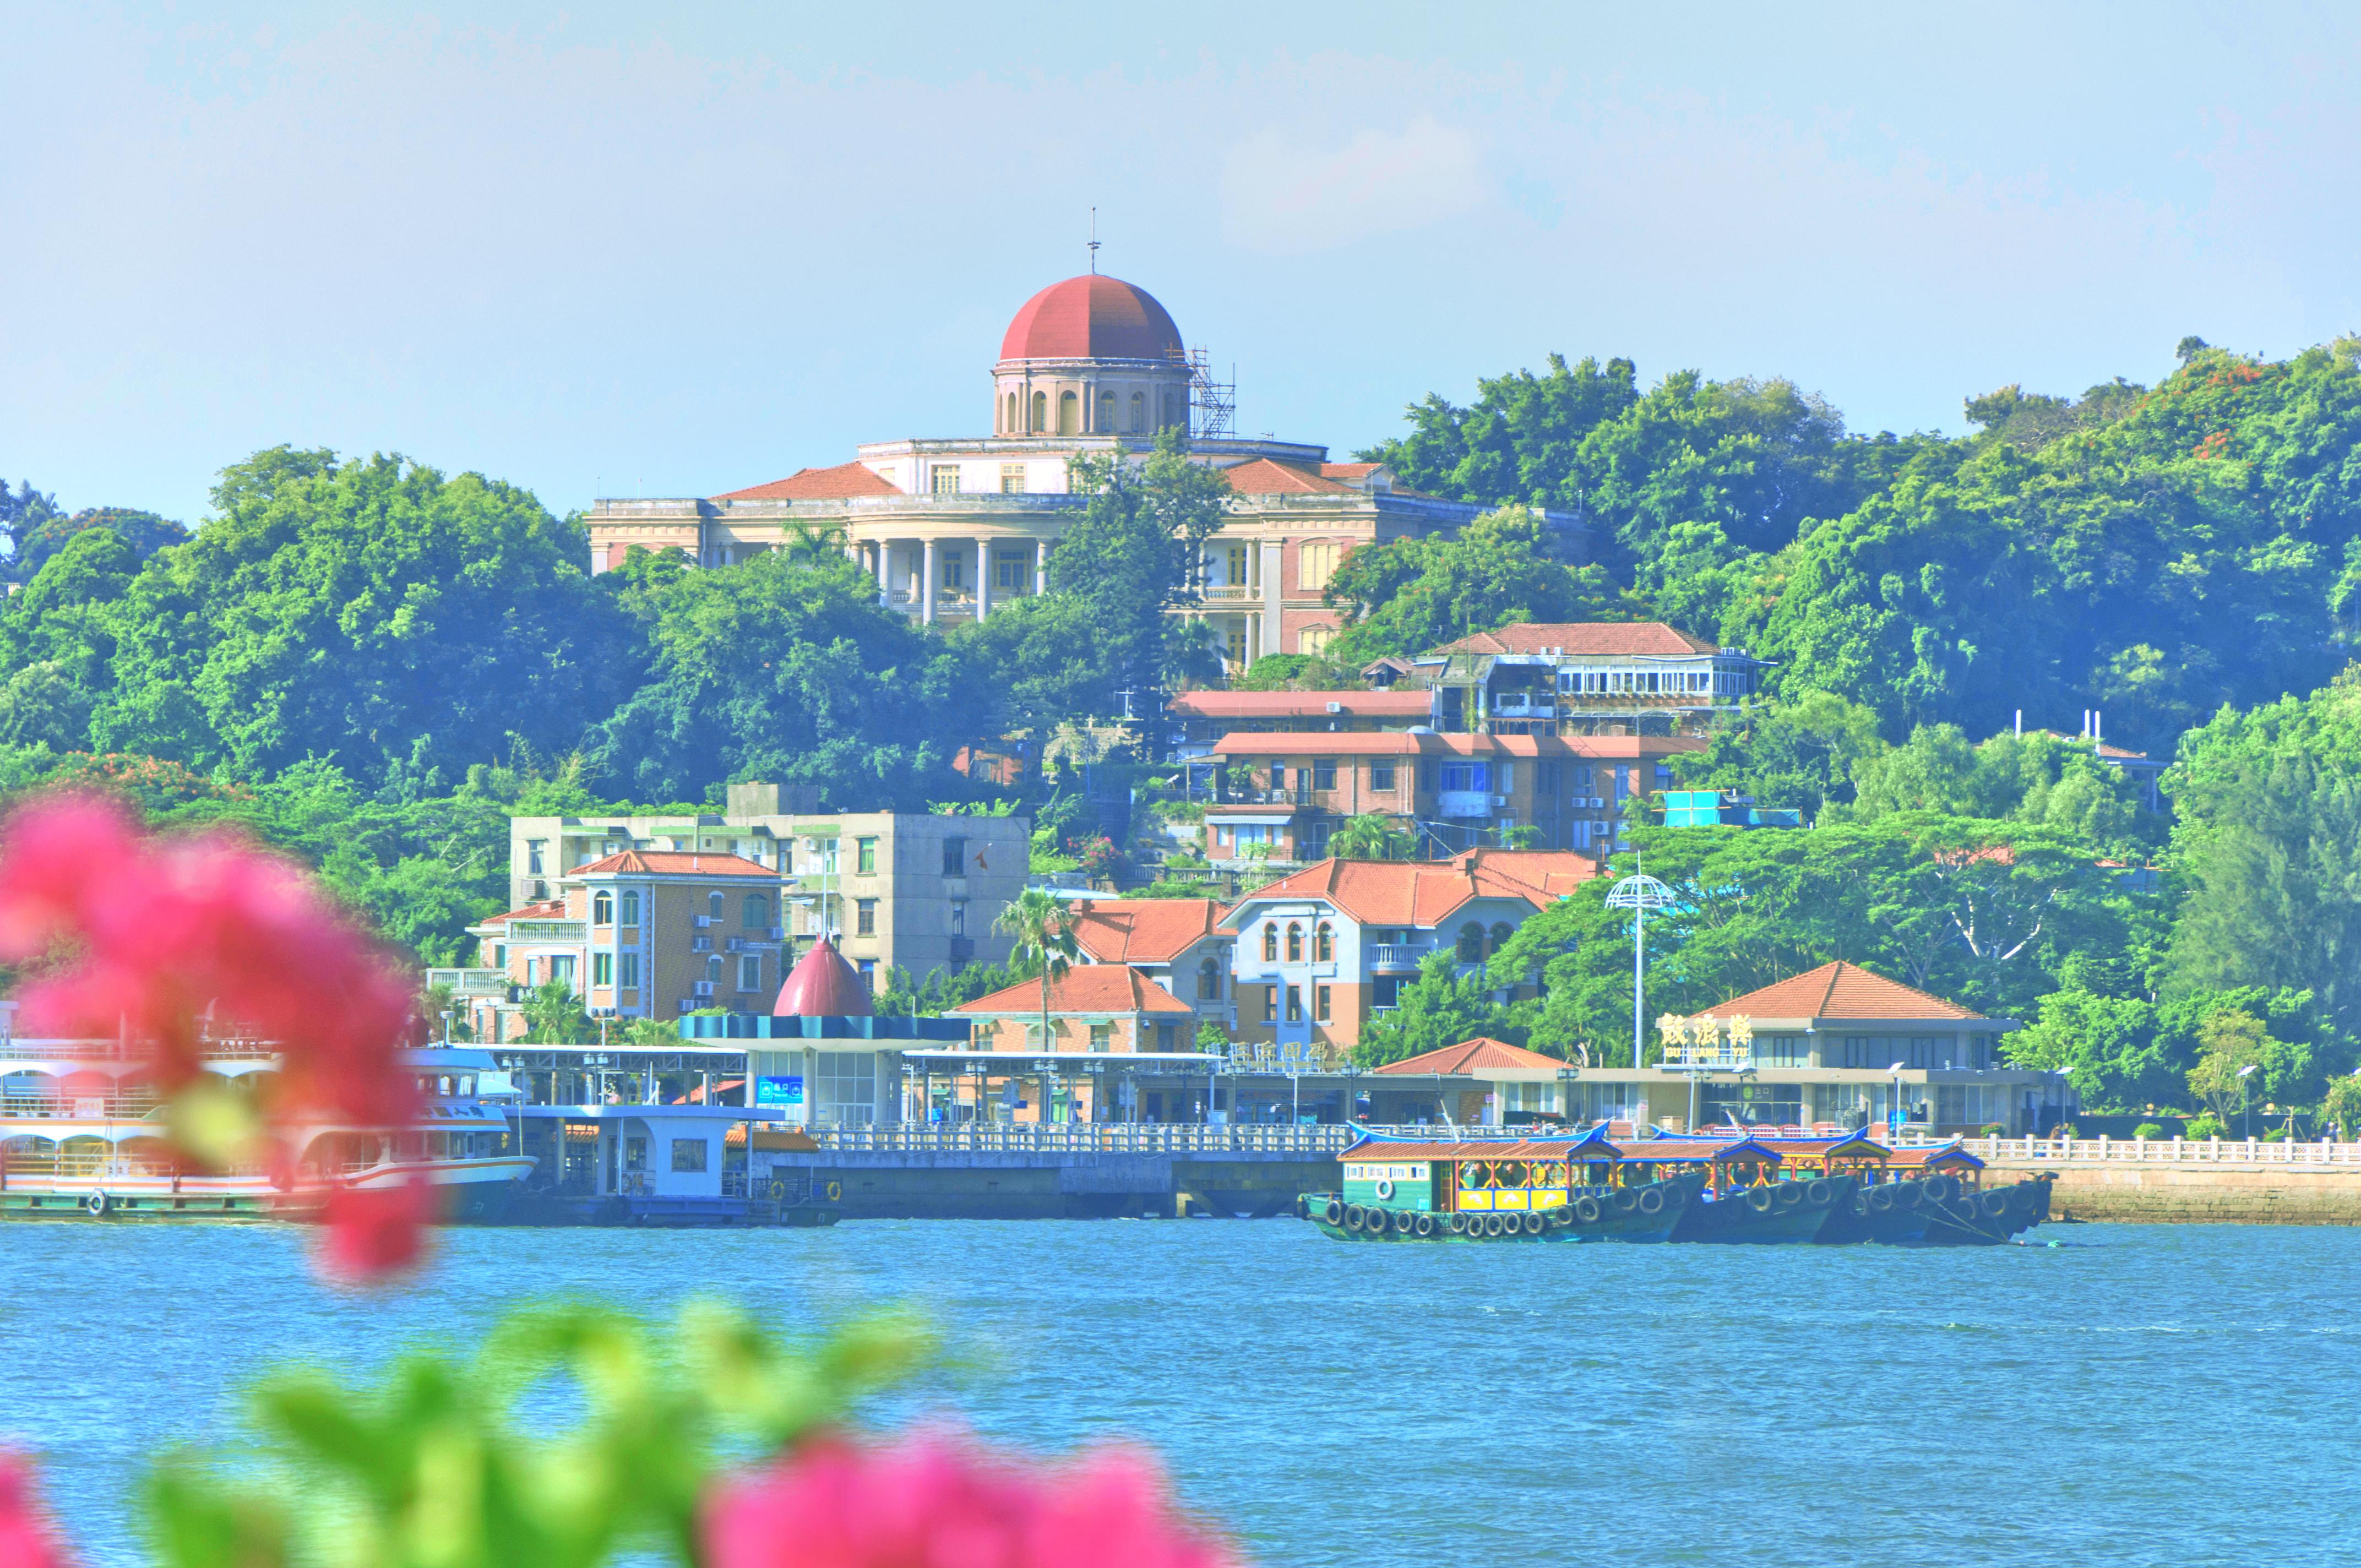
top-left (1413, 622), bottom-right (1768, 737)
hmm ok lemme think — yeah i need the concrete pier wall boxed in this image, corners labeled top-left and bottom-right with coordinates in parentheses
top-left (1983, 1157), bottom-right (2361, 1224)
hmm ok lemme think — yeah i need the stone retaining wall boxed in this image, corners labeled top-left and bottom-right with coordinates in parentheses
top-left (1987, 1160), bottom-right (2361, 1224)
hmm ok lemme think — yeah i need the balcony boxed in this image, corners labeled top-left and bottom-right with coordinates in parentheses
top-left (1367, 945), bottom-right (1426, 970)
top-left (1488, 694), bottom-right (1553, 717)
top-left (509, 919), bottom-right (585, 943)
top-left (1200, 584), bottom-right (1257, 602)
top-left (1437, 790), bottom-right (1494, 819)
top-left (426, 968), bottom-right (511, 998)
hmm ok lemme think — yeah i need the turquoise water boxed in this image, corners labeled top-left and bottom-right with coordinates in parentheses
top-left (5, 1218), bottom-right (2358, 1566)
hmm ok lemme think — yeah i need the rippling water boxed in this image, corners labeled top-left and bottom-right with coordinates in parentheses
top-left (6, 1218), bottom-right (2359, 1566)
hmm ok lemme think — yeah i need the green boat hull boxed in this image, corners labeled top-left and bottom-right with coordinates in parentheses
top-left (1300, 1174), bottom-right (1701, 1243)
top-left (1669, 1174), bottom-right (1856, 1244)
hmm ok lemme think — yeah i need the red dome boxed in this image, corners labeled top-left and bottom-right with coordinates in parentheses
top-left (999, 275), bottom-right (1183, 362)
top-left (772, 937), bottom-right (873, 1017)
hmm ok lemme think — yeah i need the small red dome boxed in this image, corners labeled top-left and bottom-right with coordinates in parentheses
top-left (772, 937), bottom-right (873, 1017)
top-left (999, 275), bottom-right (1183, 362)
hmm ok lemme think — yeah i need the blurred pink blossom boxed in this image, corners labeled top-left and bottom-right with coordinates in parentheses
top-left (0, 1453), bottom-right (71, 1568)
top-left (704, 1433), bottom-right (1240, 1568)
top-left (0, 792), bottom-right (423, 1278)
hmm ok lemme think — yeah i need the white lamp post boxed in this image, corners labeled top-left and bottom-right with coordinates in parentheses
top-left (2237, 1062), bottom-right (2259, 1141)
top-left (1603, 864), bottom-right (1675, 1071)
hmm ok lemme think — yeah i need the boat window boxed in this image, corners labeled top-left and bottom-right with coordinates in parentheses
top-left (1495, 1160), bottom-right (1527, 1188)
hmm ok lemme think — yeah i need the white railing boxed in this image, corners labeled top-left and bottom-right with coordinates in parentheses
top-left (1968, 1135), bottom-right (2361, 1166)
top-left (1367, 944), bottom-right (1426, 968)
top-left (807, 1124), bottom-right (1350, 1155)
top-left (1200, 585), bottom-right (1256, 602)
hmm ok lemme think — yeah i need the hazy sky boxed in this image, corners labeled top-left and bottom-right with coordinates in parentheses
top-left (8, 2), bottom-right (2360, 523)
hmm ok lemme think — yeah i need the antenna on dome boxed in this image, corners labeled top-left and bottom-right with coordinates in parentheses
top-left (1087, 206), bottom-right (1099, 274)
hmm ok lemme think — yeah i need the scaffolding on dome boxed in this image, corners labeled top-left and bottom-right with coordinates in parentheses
top-left (1180, 348), bottom-right (1234, 439)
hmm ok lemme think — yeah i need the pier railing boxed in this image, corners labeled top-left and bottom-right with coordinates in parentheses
top-left (1967, 1135), bottom-right (2361, 1166)
top-left (808, 1124), bottom-right (1351, 1156)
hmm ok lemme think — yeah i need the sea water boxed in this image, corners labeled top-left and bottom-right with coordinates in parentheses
top-left (4, 1219), bottom-right (2357, 1566)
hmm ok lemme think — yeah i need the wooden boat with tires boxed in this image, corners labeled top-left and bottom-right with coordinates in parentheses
top-left (1299, 1131), bottom-right (1700, 1243)
top-left (1889, 1145), bottom-right (2055, 1244)
top-left (1736, 1132), bottom-right (1945, 1245)
top-left (1612, 1136), bottom-right (1854, 1244)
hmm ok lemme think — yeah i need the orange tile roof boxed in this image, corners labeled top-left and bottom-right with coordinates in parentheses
top-left (1339, 1139), bottom-right (1604, 1162)
top-left (1221, 852), bottom-right (1592, 929)
top-left (568, 850), bottom-right (780, 879)
top-left (1168, 690), bottom-right (1433, 720)
top-left (1219, 458), bottom-right (1352, 495)
top-left (1208, 732), bottom-right (1705, 759)
top-left (1693, 961), bottom-right (1984, 1022)
top-left (1068, 899), bottom-right (1226, 965)
top-left (1375, 1036), bottom-right (1569, 1075)
top-left (952, 965), bottom-right (1195, 1016)
top-left (1430, 622), bottom-right (1721, 657)
top-left (1319, 462), bottom-right (1384, 481)
top-left (713, 461), bottom-right (903, 502)
top-left (481, 899), bottom-right (567, 925)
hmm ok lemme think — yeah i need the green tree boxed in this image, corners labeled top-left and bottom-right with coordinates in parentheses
top-left (520, 979), bottom-right (592, 1044)
top-left (1667, 691), bottom-right (1885, 819)
top-left (1352, 951), bottom-right (1517, 1068)
top-left (1321, 504), bottom-right (1635, 668)
top-left (1053, 429), bottom-right (1231, 698)
top-left (1328, 813), bottom-right (1416, 861)
top-left (588, 545), bottom-right (971, 807)
top-left (95, 448), bottom-right (630, 783)
top-left (992, 889), bottom-right (1079, 1052)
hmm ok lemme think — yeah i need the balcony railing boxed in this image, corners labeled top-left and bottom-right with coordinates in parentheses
top-left (426, 968), bottom-right (511, 998)
top-left (1199, 585), bottom-right (1257, 602)
top-left (1367, 944), bottom-right (1426, 969)
top-left (510, 920), bottom-right (585, 942)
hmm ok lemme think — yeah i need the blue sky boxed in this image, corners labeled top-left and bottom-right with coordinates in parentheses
top-left (7, 2), bottom-right (2359, 522)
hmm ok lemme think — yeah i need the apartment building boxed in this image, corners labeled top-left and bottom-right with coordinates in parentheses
top-left (1065, 897), bottom-right (1236, 1036)
top-left (1214, 850), bottom-right (1600, 1059)
top-left (1413, 621), bottom-right (1768, 737)
top-left (1204, 732), bottom-right (1704, 861)
top-left (446, 850), bottom-right (786, 1041)
top-left (504, 782), bottom-right (1030, 989)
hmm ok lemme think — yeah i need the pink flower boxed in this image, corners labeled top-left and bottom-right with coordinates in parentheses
top-left (704, 1433), bottom-right (1240, 1568)
top-left (319, 1177), bottom-right (433, 1283)
top-left (0, 792), bottom-right (425, 1280)
top-left (0, 1453), bottom-right (72, 1568)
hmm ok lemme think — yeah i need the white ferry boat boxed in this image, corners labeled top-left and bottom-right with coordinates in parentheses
top-left (0, 1037), bottom-right (535, 1222)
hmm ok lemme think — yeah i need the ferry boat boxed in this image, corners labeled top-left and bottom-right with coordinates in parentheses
top-left (1615, 1136), bottom-right (1856, 1243)
top-left (1720, 1132), bottom-right (2054, 1245)
top-left (1301, 1128), bottom-right (1701, 1243)
top-left (0, 1041), bottom-right (535, 1222)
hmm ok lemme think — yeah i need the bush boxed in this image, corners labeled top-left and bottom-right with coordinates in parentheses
top-left (2133, 1121), bottom-right (2165, 1141)
top-left (2185, 1112), bottom-right (2228, 1140)
top-left (1978, 1122), bottom-right (2007, 1137)
top-left (2263, 1127), bottom-right (2290, 1142)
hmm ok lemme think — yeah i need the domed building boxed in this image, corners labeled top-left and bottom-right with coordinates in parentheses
top-left (587, 273), bottom-right (1549, 672)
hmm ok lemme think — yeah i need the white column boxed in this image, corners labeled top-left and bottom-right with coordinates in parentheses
top-left (872, 541), bottom-right (889, 605)
top-left (1035, 538), bottom-right (1048, 595)
top-left (974, 537), bottom-right (991, 620)
top-left (921, 539), bottom-right (937, 625)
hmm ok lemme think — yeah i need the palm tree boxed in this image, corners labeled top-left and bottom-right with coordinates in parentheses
top-left (993, 889), bottom-right (1080, 1053)
top-left (1329, 813), bottom-right (1414, 861)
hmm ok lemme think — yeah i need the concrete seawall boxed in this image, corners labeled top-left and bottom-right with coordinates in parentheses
top-left (1980, 1146), bottom-right (2361, 1225)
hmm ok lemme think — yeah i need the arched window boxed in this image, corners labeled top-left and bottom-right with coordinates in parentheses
top-left (1285, 923), bottom-right (1304, 962)
top-left (1004, 391), bottom-right (1017, 432)
top-left (619, 891), bottom-right (640, 925)
top-left (1457, 922), bottom-right (1485, 963)
top-left (592, 891), bottom-right (613, 925)
top-left (1299, 625), bottom-right (1333, 656)
top-left (1130, 391), bottom-right (1146, 432)
top-left (1313, 922), bottom-right (1333, 962)
top-left (1198, 958), bottom-right (1221, 1001)
top-left (743, 895), bottom-right (766, 929)
top-left (1031, 390), bottom-right (1047, 432)
top-left (1489, 922), bottom-right (1514, 957)
top-left (709, 891), bottom-right (725, 919)
top-left (1261, 923), bottom-right (1279, 962)
top-left (1096, 391), bottom-right (1116, 431)
top-left (706, 955), bottom-right (723, 984)
top-left (1058, 391), bottom-right (1080, 435)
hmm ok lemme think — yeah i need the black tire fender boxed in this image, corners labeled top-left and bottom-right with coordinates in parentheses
top-left (1637, 1185), bottom-right (1665, 1215)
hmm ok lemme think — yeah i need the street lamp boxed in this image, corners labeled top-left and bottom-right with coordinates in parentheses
top-left (1555, 1066), bottom-right (1579, 1130)
top-left (2238, 1062), bottom-right (2259, 1140)
top-left (1889, 1061), bottom-right (1907, 1141)
top-left (1603, 863), bottom-right (1675, 1071)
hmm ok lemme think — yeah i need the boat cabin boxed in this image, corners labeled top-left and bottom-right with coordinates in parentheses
top-left (1340, 1130), bottom-right (1620, 1213)
top-left (1612, 1136), bottom-right (1788, 1197)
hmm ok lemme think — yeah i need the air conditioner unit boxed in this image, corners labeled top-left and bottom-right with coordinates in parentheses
top-left (767, 925), bottom-right (786, 940)
top-left (693, 915), bottom-right (715, 928)
top-left (1491, 794), bottom-right (1510, 808)
top-left (676, 998), bottom-right (694, 1014)
top-left (692, 937), bottom-right (712, 952)
top-left (726, 937), bottom-right (747, 952)
top-left (693, 981), bottom-right (716, 998)
top-left (1325, 701), bottom-right (1343, 715)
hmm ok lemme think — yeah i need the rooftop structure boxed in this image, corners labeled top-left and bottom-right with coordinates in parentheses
top-left (1407, 620), bottom-right (1768, 738)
